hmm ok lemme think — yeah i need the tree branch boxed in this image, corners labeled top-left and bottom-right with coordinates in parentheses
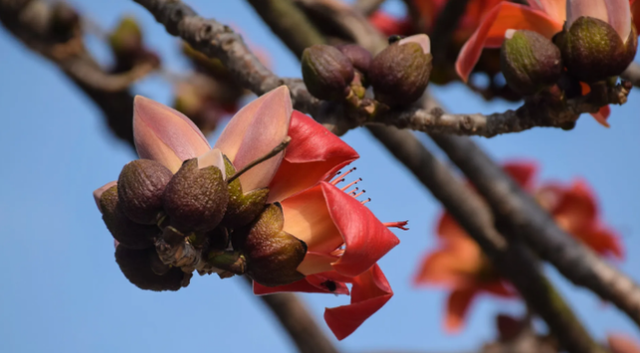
top-left (622, 62), bottom-right (640, 88)
top-left (353, 0), bottom-right (386, 16)
top-left (242, 277), bottom-right (339, 353)
top-left (0, 0), bottom-right (150, 146)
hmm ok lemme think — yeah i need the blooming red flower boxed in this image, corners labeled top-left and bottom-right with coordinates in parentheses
top-left (415, 161), bottom-right (622, 332)
top-left (94, 86), bottom-right (401, 340)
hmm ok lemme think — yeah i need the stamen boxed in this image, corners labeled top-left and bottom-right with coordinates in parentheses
top-left (354, 190), bottom-right (365, 198)
top-left (361, 198), bottom-right (371, 205)
top-left (347, 187), bottom-right (359, 195)
top-left (341, 177), bottom-right (362, 191)
top-left (331, 177), bottom-right (345, 186)
top-left (384, 221), bottom-right (409, 230)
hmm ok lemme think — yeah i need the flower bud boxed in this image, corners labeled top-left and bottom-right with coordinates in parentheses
top-left (556, 17), bottom-right (637, 82)
top-left (301, 44), bottom-right (355, 100)
top-left (99, 185), bottom-right (158, 249)
top-left (370, 34), bottom-right (432, 106)
top-left (335, 44), bottom-right (373, 75)
top-left (162, 158), bottom-right (229, 232)
top-left (108, 17), bottom-right (142, 59)
top-left (115, 245), bottom-right (190, 291)
top-left (117, 159), bottom-right (173, 225)
top-left (500, 30), bottom-right (563, 95)
top-left (232, 204), bottom-right (307, 287)
top-left (221, 157), bottom-right (269, 228)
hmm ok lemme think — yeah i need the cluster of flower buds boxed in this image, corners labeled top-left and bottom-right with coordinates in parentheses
top-left (94, 92), bottom-right (314, 291)
top-left (499, 0), bottom-right (637, 95)
top-left (301, 34), bottom-right (432, 108)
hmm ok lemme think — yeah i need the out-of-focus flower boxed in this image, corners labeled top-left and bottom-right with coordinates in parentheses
top-left (609, 334), bottom-right (640, 353)
top-left (94, 86), bottom-right (402, 340)
top-left (415, 161), bottom-right (622, 332)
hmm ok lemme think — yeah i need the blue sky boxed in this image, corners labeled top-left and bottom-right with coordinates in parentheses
top-left (0, 0), bottom-right (638, 352)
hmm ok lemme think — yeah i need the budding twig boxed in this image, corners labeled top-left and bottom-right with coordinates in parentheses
top-left (226, 136), bottom-right (292, 184)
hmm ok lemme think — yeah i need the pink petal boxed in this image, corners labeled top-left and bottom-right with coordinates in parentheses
top-left (268, 111), bottom-right (359, 203)
top-left (324, 264), bottom-right (393, 340)
top-left (456, 2), bottom-right (563, 82)
top-left (214, 86), bottom-right (293, 191)
top-left (567, 0), bottom-right (631, 40)
top-left (321, 181), bottom-right (400, 277)
top-left (398, 34), bottom-right (431, 54)
top-left (93, 181), bottom-right (117, 212)
top-left (133, 96), bottom-right (211, 173)
top-left (197, 148), bottom-right (226, 178)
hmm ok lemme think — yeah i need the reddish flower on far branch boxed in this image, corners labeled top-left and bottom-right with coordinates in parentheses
top-left (93, 86), bottom-right (404, 340)
top-left (455, 0), bottom-right (636, 125)
top-left (609, 334), bottom-right (640, 353)
top-left (414, 161), bottom-right (622, 332)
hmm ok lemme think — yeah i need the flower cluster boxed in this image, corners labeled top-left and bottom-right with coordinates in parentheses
top-left (414, 161), bottom-right (622, 332)
top-left (93, 86), bottom-right (404, 339)
top-left (301, 34), bottom-right (432, 109)
top-left (456, 0), bottom-right (636, 124)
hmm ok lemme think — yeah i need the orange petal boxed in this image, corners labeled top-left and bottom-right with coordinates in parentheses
top-left (527, 0), bottom-right (567, 22)
top-left (414, 248), bottom-right (481, 288)
top-left (133, 96), bottom-right (211, 173)
top-left (574, 226), bottom-right (624, 259)
top-left (608, 334), bottom-right (640, 353)
top-left (550, 179), bottom-right (598, 231)
top-left (214, 86), bottom-right (292, 191)
top-left (455, 2), bottom-right (562, 81)
top-left (444, 288), bottom-right (477, 333)
top-left (436, 212), bottom-right (469, 239)
top-left (268, 111), bottom-right (358, 203)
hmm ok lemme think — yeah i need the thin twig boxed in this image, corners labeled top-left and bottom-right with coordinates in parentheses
top-left (227, 136), bottom-right (291, 183)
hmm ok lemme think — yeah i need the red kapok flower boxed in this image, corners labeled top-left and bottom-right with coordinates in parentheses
top-left (415, 160), bottom-right (622, 332)
top-left (609, 334), bottom-right (640, 353)
top-left (94, 86), bottom-right (402, 340)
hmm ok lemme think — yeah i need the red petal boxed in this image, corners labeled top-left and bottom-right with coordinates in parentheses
top-left (502, 160), bottom-right (538, 191)
top-left (321, 181), bottom-right (400, 277)
top-left (577, 226), bottom-right (625, 259)
top-left (369, 11), bottom-right (414, 36)
top-left (253, 273), bottom-right (350, 295)
top-left (268, 111), bottom-right (359, 202)
top-left (581, 83), bottom-right (612, 126)
top-left (444, 288), bottom-right (477, 333)
top-left (551, 180), bottom-right (598, 229)
top-left (324, 264), bottom-right (393, 340)
top-left (455, 2), bottom-right (562, 81)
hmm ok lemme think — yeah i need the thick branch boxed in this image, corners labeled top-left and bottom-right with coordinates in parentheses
top-left (243, 277), bottom-right (339, 353)
top-left (246, 0), bottom-right (325, 58)
top-left (428, 130), bottom-right (640, 329)
top-left (354, 0), bottom-right (386, 16)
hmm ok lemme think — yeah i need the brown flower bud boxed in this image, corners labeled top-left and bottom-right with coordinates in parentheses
top-left (115, 245), bottom-right (190, 291)
top-left (370, 34), bottom-right (432, 106)
top-left (301, 44), bottom-right (355, 100)
top-left (232, 204), bottom-right (307, 287)
top-left (117, 159), bottom-right (173, 225)
top-left (555, 16), bottom-right (637, 82)
top-left (335, 44), bottom-right (373, 75)
top-left (99, 185), bottom-right (157, 249)
top-left (221, 156), bottom-right (269, 228)
top-left (500, 30), bottom-right (563, 95)
top-left (162, 158), bottom-right (229, 232)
